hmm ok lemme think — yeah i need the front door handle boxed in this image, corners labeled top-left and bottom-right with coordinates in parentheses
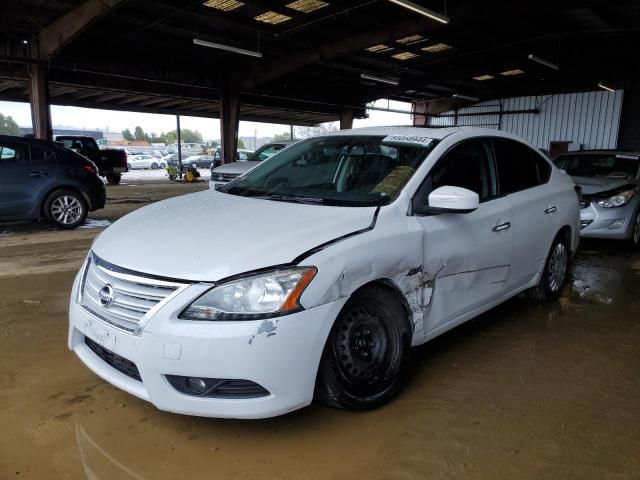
top-left (545, 206), bottom-right (557, 214)
top-left (29, 170), bottom-right (47, 178)
top-left (492, 222), bottom-right (511, 232)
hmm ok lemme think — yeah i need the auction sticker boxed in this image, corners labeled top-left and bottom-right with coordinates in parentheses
top-left (382, 135), bottom-right (434, 147)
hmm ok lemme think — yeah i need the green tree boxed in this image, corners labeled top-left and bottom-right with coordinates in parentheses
top-left (272, 132), bottom-right (291, 142)
top-left (134, 126), bottom-right (149, 142)
top-left (0, 114), bottom-right (19, 136)
top-left (122, 128), bottom-right (134, 141)
top-left (237, 138), bottom-right (246, 149)
top-left (164, 129), bottom-right (203, 144)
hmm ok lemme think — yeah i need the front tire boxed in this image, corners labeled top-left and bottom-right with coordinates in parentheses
top-left (528, 233), bottom-right (570, 302)
top-left (630, 211), bottom-right (640, 248)
top-left (105, 173), bottom-right (121, 185)
top-left (43, 189), bottom-right (87, 229)
top-left (151, 162), bottom-right (158, 169)
top-left (316, 286), bottom-right (410, 410)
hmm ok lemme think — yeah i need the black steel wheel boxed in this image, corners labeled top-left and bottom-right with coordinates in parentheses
top-left (528, 232), bottom-right (570, 302)
top-left (630, 211), bottom-right (640, 248)
top-left (316, 286), bottom-right (410, 410)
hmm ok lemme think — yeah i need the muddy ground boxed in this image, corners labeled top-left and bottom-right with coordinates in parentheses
top-left (0, 180), bottom-right (638, 479)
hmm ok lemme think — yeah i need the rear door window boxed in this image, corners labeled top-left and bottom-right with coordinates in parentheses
top-left (493, 138), bottom-right (551, 195)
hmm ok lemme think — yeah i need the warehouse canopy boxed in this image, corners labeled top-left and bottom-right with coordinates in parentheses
top-left (1, 0), bottom-right (639, 124)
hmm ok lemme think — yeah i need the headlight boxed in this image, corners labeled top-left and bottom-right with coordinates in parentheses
top-left (595, 189), bottom-right (637, 208)
top-left (180, 267), bottom-right (317, 321)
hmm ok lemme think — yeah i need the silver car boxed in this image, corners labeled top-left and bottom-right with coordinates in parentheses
top-left (554, 150), bottom-right (640, 246)
top-left (209, 141), bottom-right (296, 189)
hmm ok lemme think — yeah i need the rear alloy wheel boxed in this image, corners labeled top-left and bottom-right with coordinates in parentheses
top-left (528, 234), bottom-right (570, 302)
top-left (151, 162), bottom-right (158, 169)
top-left (316, 286), bottom-right (410, 410)
top-left (105, 173), bottom-right (121, 185)
top-left (43, 189), bottom-right (87, 229)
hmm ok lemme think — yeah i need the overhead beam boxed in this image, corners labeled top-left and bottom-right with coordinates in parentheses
top-left (38, 0), bottom-right (128, 59)
top-left (240, 18), bottom-right (438, 91)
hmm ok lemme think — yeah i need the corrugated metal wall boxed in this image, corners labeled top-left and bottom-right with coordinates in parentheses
top-left (426, 90), bottom-right (624, 150)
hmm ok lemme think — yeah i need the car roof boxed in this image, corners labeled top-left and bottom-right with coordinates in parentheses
top-left (556, 149), bottom-right (640, 157)
top-left (321, 125), bottom-right (522, 141)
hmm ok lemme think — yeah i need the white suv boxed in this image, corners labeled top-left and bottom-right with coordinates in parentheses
top-left (68, 127), bottom-right (580, 419)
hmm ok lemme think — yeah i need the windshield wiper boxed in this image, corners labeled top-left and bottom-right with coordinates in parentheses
top-left (256, 194), bottom-right (325, 205)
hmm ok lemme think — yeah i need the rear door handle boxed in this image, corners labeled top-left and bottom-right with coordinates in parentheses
top-left (545, 206), bottom-right (557, 214)
top-left (492, 222), bottom-right (511, 232)
top-left (29, 170), bottom-right (47, 178)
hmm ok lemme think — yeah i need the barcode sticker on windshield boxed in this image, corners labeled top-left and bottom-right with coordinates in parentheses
top-left (382, 135), bottom-right (433, 147)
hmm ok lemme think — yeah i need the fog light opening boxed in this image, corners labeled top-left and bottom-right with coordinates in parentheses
top-left (186, 377), bottom-right (208, 394)
top-left (608, 219), bottom-right (626, 230)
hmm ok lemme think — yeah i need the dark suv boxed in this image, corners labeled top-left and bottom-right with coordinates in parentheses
top-left (0, 135), bottom-right (106, 229)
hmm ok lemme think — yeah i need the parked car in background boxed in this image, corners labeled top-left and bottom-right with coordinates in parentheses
top-left (55, 135), bottom-right (127, 185)
top-left (0, 135), bottom-right (105, 229)
top-left (69, 127), bottom-right (580, 418)
top-left (182, 155), bottom-right (219, 170)
top-left (554, 150), bottom-right (640, 246)
top-left (128, 155), bottom-right (164, 170)
top-left (209, 140), bottom-right (296, 189)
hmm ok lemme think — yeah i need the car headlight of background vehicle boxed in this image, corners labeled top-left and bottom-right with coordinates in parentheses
top-left (180, 267), bottom-right (317, 321)
top-left (596, 188), bottom-right (637, 208)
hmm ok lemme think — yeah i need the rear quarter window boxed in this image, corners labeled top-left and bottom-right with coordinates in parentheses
top-left (493, 138), bottom-right (551, 195)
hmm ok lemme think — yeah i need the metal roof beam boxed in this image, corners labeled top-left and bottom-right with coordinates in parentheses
top-left (37, 0), bottom-right (129, 59)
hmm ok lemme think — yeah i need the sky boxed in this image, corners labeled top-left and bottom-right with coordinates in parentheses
top-left (0, 99), bottom-right (413, 141)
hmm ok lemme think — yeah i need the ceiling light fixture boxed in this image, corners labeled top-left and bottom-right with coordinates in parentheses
top-left (500, 69), bottom-right (525, 76)
top-left (366, 44), bottom-right (393, 53)
top-left (202, 0), bottom-right (244, 11)
top-left (193, 38), bottom-right (263, 58)
top-left (421, 42), bottom-right (451, 53)
top-left (453, 93), bottom-right (479, 102)
top-left (254, 11), bottom-right (292, 24)
top-left (386, 0), bottom-right (450, 24)
top-left (286, 0), bottom-right (328, 13)
top-left (598, 82), bottom-right (615, 92)
top-left (360, 73), bottom-right (400, 86)
top-left (391, 51), bottom-right (419, 60)
top-left (528, 54), bottom-right (559, 70)
top-left (472, 74), bottom-right (494, 81)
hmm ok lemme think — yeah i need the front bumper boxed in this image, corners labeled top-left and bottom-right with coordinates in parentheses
top-left (68, 270), bottom-right (344, 419)
top-left (579, 202), bottom-right (637, 240)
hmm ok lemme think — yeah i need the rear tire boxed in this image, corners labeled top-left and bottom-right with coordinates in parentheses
top-left (105, 173), bottom-right (121, 185)
top-left (316, 286), bottom-right (410, 410)
top-left (43, 189), bottom-right (87, 230)
top-left (528, 233), bottom-right (570, 302)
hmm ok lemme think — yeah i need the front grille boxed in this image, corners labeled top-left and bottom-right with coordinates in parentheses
top-left (213, 172), bottom-right (240, 182)
top-left (80, 253), bottom-right (187, 335)
top-left (85, 336), bottom-right (142, 382)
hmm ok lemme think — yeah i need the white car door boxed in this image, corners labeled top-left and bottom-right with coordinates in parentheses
top-left (413, 138), bottom-right (514, 334)
top-left (491, 138), bottom-right (557, 289)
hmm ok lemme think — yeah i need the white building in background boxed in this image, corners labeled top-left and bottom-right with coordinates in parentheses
top-left (415, 90), bottom-right (624, 152)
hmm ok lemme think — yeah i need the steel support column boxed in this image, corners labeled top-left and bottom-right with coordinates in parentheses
top-left (340, 109), bottom-right (354, 130)
top-left (220, 85), bottom-right (239, 165)
top-left (28, 64), bottom-right (52, 140)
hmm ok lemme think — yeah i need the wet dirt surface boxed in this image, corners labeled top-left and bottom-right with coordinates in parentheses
top-left (1, 182), bottom-right (639, 479)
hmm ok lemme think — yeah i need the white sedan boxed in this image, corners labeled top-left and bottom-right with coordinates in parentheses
top-left (68, 127), bottom-right (580, 418)
top-left (127, 155), bottom-right (165, 170)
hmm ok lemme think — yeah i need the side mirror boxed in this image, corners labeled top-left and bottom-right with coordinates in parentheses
top-left (414, 186), bottom-right (479, 215)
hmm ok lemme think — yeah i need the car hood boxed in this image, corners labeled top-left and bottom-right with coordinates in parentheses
top-left (92, 190), bottom-right (376, 282)
top-left (212, 161), bottom-right (260, 175)
top-left (570, 175), bottom-right (635, 195)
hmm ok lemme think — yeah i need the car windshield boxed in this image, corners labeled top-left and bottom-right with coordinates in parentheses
top-left (221, 135), bottom-right (437, 206)
top-left (555, 153), bottom-right (640, 179)
top-left (249, 144), bottom-right (287, 161)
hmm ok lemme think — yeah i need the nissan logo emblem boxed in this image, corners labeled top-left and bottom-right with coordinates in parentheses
top-left (98, 284), bottom-right (114, 307)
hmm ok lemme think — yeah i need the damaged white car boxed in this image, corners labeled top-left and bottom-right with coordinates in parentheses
top-left (68, 127), bottom-right (580, 419)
